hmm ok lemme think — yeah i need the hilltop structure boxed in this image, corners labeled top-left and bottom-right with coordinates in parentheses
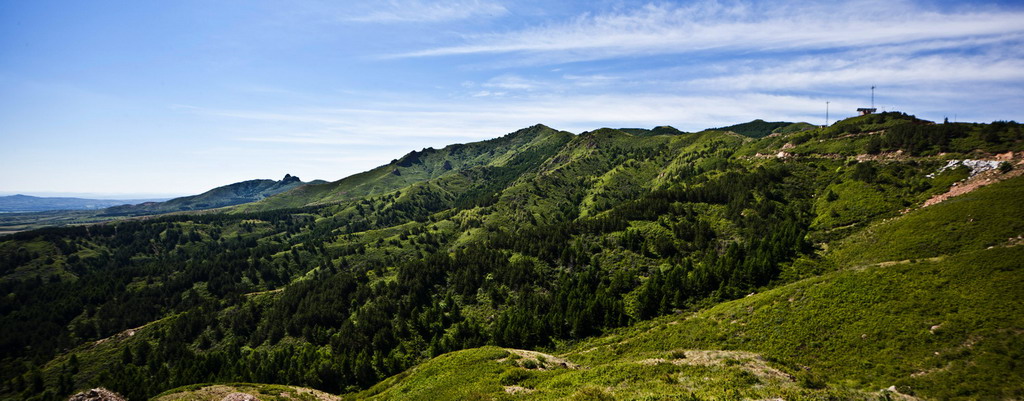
top-left (859, 85), bottom-right (878, 115)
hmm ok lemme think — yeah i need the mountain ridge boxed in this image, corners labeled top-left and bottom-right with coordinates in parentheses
top-left (100, 174), bottom-right (320, 217)
top-left (0, 195), bottom-right (168, 213)
top-left (230, 124), bottom-right (574, 212)
top-left (1, 112), bottom-right (1021, 401)
top-left (0, 175), bottom-right (323, 235)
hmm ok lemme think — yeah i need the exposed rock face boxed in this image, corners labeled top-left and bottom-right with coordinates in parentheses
top-left (67, 388), bottom-right (126, 401)
top-left (926, 159), bottom-right (1002, 178)
top-left (281, 174), bottom-right (301, 184)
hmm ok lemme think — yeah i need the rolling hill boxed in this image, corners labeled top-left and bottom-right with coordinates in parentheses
top-left (230, 124), bottom-right (574, 212)
top-left (347, 174), bottom-right (1024, 400)
top-left (0, 112), bottom-right (1022, 401)
top-left (0, 195), bottom-right (166, 213)
top-left (0, 175), bottom-right (324, 234)
top-left (101, 174), bottom-right (323, 216)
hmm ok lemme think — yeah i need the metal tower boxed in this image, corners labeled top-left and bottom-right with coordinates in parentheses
top-left (825, 101), bottom-right (830, 126)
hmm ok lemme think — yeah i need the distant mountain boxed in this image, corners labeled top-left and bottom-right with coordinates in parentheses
top-left (4, 113), bottom-right (1023, 400)
top-left (714, 119), bottom-right (815, 138)
top-left (0, 194), bottom-right (165, 213)
top-left (617, 125), bottom-right (687, 136)
top-left (100, 174), bottom-right (322, 216)
top-left (232, 124), bottom-right (575, 212)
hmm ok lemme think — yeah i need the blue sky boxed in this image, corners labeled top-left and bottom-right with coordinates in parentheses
top-left (2, 0), bottom-right (1023, 197)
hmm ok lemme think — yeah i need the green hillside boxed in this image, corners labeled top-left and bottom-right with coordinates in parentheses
top-left (714, 119), bottom-right (814, 139)
top-left (1, 115), bottom-right (1022, 401)
top-left (232, 124), bottom-right (574, 212)
top-left (0, 175), bottom-right (322, 234)
top-left (101, 174), bottom-right (319, 216)
top-left (352, 175), bottom-right (1024, 400)
top-left (0, 195), bottom-right (167, 213)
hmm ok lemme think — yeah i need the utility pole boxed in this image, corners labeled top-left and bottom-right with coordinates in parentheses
top-left (825, 101), bottom-right (830, 126)
top-left (871, 86), bottom-right (876, 109)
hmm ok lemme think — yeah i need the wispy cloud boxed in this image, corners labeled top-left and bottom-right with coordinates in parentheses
top-left (393, 0), bottom-right (1024, 60)
top-left (186, 92), bottom-right (835, 142)
top-left (483, 75), bottom-right (542, 90)
top-left (681, 51), bottom-right (1024, 92)
top-left (562, 74), bottom-right (620, 87)
top-left (347, 0), bottom-right (507, 23)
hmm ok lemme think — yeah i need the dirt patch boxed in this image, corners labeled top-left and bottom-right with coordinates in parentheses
top-left (499, 348), bottom-right (579, 370)
top-left (921, 166), bottom-right (1022, 209)
top-left (638, 350), bottom-right (794, 382)
top-left (244, 288), bottom-right (284, 297)
top-left (503, 385), bottom-right (534, 394)
top-left (92, 320), bottom-right (156, 347)
top-left (855, 150), bottom-right (909, 162)
top-left (880, 385), bottom-right (926, 401)
top-left (152, 384), bottom-right (341, 401)
top-left (152, 385), bottom-right (239, 401)
top-left (67, 388), bottom-right (126, 401)
top-left (291, 387), bottom-right (340, 401)
top-left (221, 393), bottom-right (259, 401)
top-left (850, 256), bottom-right (945, 271)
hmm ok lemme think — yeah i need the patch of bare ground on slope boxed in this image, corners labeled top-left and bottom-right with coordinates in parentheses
top-left (637, 350), bottom-right (794, 382)
top-left (918, 155), bottom-right (1022, 210)
top-left (497, 348), bottom-right (580, 370)
top-left (67, 388), bottom-right (125, 401)
top-left (151, 384), bottom-right (340, 401)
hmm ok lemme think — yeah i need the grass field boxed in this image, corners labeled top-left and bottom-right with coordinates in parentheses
top-left (339, 176), bottom-right (1024, 401)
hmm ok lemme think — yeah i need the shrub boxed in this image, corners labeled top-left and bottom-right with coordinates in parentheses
top-left (571, 386), bottom-right (615, 401)
top-left (797, 371), bottom-right (827, 389)
top-left (498, 368), bottom-right (532, 386)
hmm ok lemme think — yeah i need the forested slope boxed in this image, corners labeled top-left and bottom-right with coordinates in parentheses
top-left (231, 124), bottom-right (574, 212)
top-left (349, 175), bottom-right (1024, 400)
top-left (1, 113), bottom-right (1021, 400)
top-left (100, 174), bottom-right (320, 217)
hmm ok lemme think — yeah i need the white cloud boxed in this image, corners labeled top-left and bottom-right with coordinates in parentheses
top-left (562, 74), bottom-right (620, 87)
top-left (347, 0), bottom-right (507, 23)
top-left (393, 0), bottom-right (1024, 61)
top-left (172, 76), bottom-right (1022, 186)
top-left (190, 92), bottom-right (833, 142)
top-left (682, 52), bottom-right (1024, 92)
top-left (483, 75), bottom-right (542, 90)
top-left (168, 0), bottom-right (1024, 185)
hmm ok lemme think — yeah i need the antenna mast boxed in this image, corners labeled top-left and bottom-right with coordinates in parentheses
top-left (825, 101), bottom-right (830, 126)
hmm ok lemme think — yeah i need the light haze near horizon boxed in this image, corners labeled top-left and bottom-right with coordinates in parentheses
top-left (2, 0), bottom-right (1023, 197)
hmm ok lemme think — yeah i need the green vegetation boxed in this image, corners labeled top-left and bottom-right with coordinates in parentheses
top-left (741, 112), bottom-right (1024, 158)
top-left (233, 124), bottom-right (574, 212)
top-left (830, 172), bottom-right (1024, 266)
top-left (0, 195), bottom-right (159, 213)
top-left (152, 383), bottom-right (338, 401)
top-left (714, 119), bottom-right (812, 138)
top-left (1, 115), bottom-right (1021, 401)
top-left (353, 175), bottom-right (1024, 401)
top-left (102, 174), bottom-right (319, 217)
top-left (0, 175), bottom-right (320, 234)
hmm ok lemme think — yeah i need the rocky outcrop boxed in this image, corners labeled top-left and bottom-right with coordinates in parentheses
top-left (67, 388), bottom-right (126, 401)
top-left (921, 160), bottom-right (1022, 208)
top-left (926, 159), bottom-right (1002, 178)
